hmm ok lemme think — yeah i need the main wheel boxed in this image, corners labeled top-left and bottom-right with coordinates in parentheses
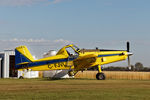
top-left (96, 73), bottom-right (105, 80)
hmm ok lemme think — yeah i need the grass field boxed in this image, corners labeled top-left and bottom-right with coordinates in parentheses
top-left (0, 78), bottom-right (150, 100)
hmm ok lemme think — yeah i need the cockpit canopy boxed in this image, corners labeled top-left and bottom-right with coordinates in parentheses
top-left (56, 44), bottom-right (80, 56)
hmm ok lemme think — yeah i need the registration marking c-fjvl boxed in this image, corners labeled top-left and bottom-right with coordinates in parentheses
top-left (48, 62), bottom-right (67, 69)
top-left (48, 64), bottom-right (54, 69)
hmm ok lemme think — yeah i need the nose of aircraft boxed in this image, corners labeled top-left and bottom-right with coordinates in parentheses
top-left (127, 52), bottom-right (133, 56)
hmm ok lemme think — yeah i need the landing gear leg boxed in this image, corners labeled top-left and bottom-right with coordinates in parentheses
top-left (96, 65), bottom-right (105, 80)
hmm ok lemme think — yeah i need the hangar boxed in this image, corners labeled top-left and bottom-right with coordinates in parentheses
top-left (0, 50), bottom-right (16, 78)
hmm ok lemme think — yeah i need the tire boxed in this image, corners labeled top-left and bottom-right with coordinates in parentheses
top-left (96, 73), bottom-right (105, 80)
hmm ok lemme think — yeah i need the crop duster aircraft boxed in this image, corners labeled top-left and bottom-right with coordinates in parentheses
top-left (15, 42), bottom-right (133, 80)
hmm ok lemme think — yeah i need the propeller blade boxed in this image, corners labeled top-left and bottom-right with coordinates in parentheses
top-left (128, 56), bottom-right (131, 70)
top-left (127, 41), bottom-right (130, 52)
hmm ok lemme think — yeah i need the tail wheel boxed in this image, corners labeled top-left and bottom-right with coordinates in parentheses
top-left (96, 73), bottom-right (105, 80)
top-left (19, 76), bottom-right (24, 79)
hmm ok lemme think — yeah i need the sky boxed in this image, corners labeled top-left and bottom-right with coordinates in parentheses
top-left (0, 0), bottom-right (150, 67)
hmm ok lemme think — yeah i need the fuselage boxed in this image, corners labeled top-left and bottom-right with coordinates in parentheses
top-left (16, 44), bottom-right (130, 72)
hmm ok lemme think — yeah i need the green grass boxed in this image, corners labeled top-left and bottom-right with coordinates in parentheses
top-left (0, 78), bottom-right (150, 100)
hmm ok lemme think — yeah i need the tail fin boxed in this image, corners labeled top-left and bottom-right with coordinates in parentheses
top-left (15, 46), bottom-right (34, 66)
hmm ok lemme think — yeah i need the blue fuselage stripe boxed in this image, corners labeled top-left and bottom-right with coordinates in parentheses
top-left (98, 54), bottom-right (121, 57)
top-left (16, 57), bottom-right (76, 69)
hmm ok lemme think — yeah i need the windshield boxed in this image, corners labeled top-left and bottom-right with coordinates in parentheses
top-left (73, 45), bottom-right (80, 51)
top-left (66, 47), bottom-right (78, 56)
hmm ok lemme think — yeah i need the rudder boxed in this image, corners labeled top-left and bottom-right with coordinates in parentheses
top-left (15, 46), bottom-right (34, 66)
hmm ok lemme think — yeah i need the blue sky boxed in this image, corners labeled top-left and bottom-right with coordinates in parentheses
top-left (0, 0), bottom-right (150, 67)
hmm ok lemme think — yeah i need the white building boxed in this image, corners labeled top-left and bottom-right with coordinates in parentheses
top-left (0, 50), bottom-right (15, 78)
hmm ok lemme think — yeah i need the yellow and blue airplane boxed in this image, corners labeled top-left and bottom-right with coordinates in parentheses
top-left (15, 42), bottom-right (133, 80)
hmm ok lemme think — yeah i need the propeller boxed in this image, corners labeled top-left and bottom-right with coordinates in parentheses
top-left (127, 41), bottom-right (130, 52)
top-left (126, 41), bottom-right (132, 70)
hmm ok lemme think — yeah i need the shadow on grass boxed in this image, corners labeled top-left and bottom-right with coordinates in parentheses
top-left (40, 77), bottom-right (96, 81)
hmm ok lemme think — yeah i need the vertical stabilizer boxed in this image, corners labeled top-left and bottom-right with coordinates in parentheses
top-left (15, 46), bottom-right (34, 65)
